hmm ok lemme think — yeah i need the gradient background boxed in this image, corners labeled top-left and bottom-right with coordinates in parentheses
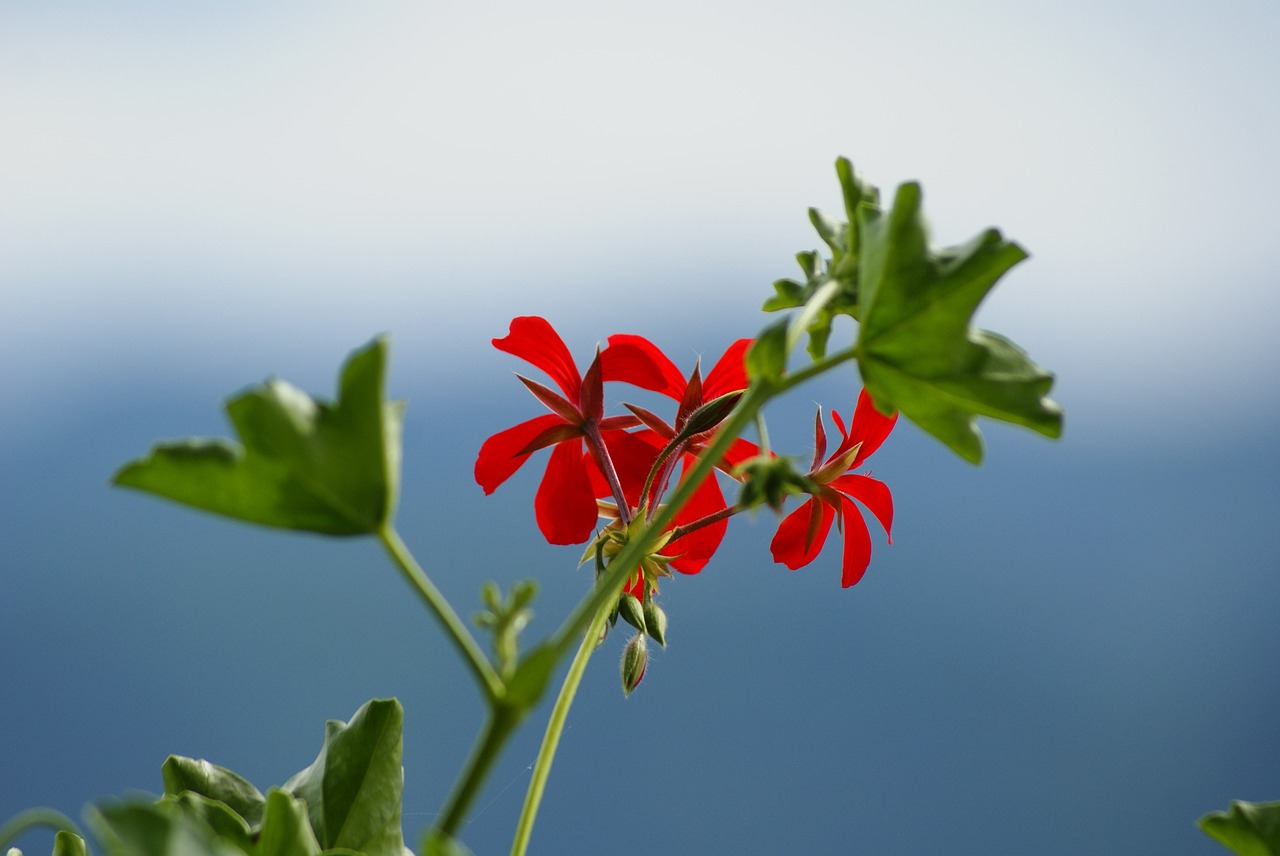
top-left (3, 2), bottom-right (1278, 854)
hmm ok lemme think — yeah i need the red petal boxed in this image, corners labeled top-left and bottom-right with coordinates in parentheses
top-left (535, 440), bottom-right (599, 545)
top-left (718, 437), bottom-right (761, 474)
top-left (702, 338), bottom-right (753, 400)
top-left (494, 317), bottom-right (581, 401)
top-left (830, 473), bottom-right (893, 541)
top-left (602, 334), bottom-right (686, 398)
top-left (769, 498), bottom-right (834, 570)
top-left (811, 407), bottom-right (828, 471)
top-left (474, 414), bottom-right (565, 494)
top-left (837, 494), bottom-right (873, 587)
top-left (668, 463), bottom-right (728, 575)
top-left (849, 388), bottom-right (898, 466)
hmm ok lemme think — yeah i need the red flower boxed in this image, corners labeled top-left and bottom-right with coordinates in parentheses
top-left (600, 335), bottom-right (758, 574)
top-left (769, 389), bottom-right (896, 587)
top-left (474, 317), bottom-right (663, 545)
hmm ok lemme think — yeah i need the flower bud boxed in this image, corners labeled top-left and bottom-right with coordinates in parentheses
top-left (643, 599), bottom-right (668, 648)
top-left (621, 633), bottom-right (648, 696)
top-left (617, 593), bottom-right (646, 633)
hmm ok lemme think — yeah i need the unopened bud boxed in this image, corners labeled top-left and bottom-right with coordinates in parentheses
top-left (621, 633), bottom-right (648, 696)
top-left (643, 600), bottom-right (668, 647)
top-left (617, 593), bottom-right (646, 633)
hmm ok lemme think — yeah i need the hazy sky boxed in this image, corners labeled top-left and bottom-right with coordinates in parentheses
top-left (3, 1), bottom-right (1277, 442)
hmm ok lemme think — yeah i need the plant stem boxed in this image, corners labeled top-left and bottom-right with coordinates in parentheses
top-left (378, 524), bottom-right (504, 701)
top-left (0, 808), bottom-right (84, 850)
top-left (509, 601), bottom-right (612, 856)
top-left (432, 704), bottom-right (523, 840)
top-left (550, 383), bottom-right (772, 660)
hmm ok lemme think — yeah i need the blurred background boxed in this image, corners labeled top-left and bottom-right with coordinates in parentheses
top-left (3, 1), bottom-right (1278, 853)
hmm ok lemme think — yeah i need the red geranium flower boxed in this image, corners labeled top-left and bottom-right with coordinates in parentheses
top-left (600, 335), bottom-right (758, 574)
top-left (474, 317), bottom-right (663, 545)
top-left (769, 389), bottom-right (896, 587)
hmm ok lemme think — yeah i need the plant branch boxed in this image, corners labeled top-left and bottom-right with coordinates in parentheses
top-left (379, 524), bottom-right (504, 701)
top-left (509, 601), bottom-right (613, 856)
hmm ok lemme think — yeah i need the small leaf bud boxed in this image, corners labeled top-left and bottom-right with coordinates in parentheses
top-left (617, 593), bottom-right (646, 633)
top-left (643, 599), bottom-right (668, 647)
top-left (621, 633), bottom-right (648, 696)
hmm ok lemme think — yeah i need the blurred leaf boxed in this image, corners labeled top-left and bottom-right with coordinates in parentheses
top-left (422, 829), bottom-right (473, 856)
top-left (282, 699), bottom-right (406, 856)
top-left (89, 799), bottom-right (247, 856)
top-left (256, 790), bottom-right (322, 856)
top-left (114, 337), bottom-right (404, 535)
top-left (505, 643), bottom-right (559, 709)
top-left (746, 319), bottom-right (789, 384)
top-left (163, 756), bottom-right (266, 826)
top-left (854, 182), bottom-right (1063, 463)
top-left (51, 834), bottom-right (87, 856)
top-left (1201, 800), bottom-right (1280, 855)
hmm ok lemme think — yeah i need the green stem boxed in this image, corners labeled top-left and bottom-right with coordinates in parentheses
top-left (378, 524), bottom-right (504, 701)
top-left (509, 602), bottom-right (613, 856)
top-left (431, 705), bottom-right (523, 840)
top-left (550, 383), bottom-right (772, 660)
top-left (0, 808), bottom-right (84, 851)
top-left (777, 344), bottom-right (859, 391)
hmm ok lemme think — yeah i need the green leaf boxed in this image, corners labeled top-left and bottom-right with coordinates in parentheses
top-left (422, 830), bottom-right (473, 856)
top-left (282, 699), bottom-right (406, 856)
top-left (89, 799), bottom-right (248, 856)
top-left (763, 158), bottom-right (879, 359)
top-left (163, 756), bottom-right (267, 826)
top-left (114, 337), bottom-right (404, 535)
top-left (854, 182), bottom-right (1063, 463)
top-left (51, 832), bottom-right (87, 856)
top-left (1201, 800), bottom-right (1280, 855)
top-left (746, 319), bottom-right (789, 385)
top-left (255, 790), bottom-right (322, 856)
top-left (505, 643), bottom-right (559, 709)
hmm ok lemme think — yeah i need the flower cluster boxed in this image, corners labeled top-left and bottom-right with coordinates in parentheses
top-left (475, 316), bottom-right (898, 600)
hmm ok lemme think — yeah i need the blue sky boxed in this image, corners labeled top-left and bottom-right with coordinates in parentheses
top-left (2, 3), bottom-right (1279, 854)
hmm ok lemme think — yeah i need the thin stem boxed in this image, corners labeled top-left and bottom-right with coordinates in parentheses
top-left (668, 503), bottom-right (742, 541)
top-left (550, 383), bottom-right (772, 660)
top-left (777, 344), bottom-right (859, 391)
top-left (378, 524), bottom-right (504, 701)
top-left (582, 420), bottom-right (633, 526)
top-left (509, 601), bottom-right (613, 856)
top-left (0, 808), bottom-right (84, 850)
top-left (431, 705), bottom-right (523, 840)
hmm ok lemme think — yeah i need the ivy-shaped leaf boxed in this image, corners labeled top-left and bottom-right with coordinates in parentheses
top-left (1201, 800), bottom-right (1280, 855)
top-left (114, 337), bottom-right (404, 535)
top-left (282, 698), bottom-right (406, 856)
top-left (854, 182), bottom-right (1063, 463)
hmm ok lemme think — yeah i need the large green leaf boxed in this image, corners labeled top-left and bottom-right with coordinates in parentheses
top-left (854, 182), bottom-right (1062, 463)
top-left (163, 756), bottom-right (266, 826)
top-left (114, 337), bottom-right (403, 535)
top-left (282, 699), bottom-right (406, 856)
top-left (1201, 800), bottom-right (1280, 855)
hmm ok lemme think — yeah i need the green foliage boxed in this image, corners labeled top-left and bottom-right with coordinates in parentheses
top-left (50, 832), bottom-right (87, 856)
top-left (854, 182), bottom-right (1062, 463)
top-left (282, 699), bottom-right (407, 856)
top-left (82, 699), bottom-right (410, 856)
top-left (114, 338), bottom-right (403, 535)
top-left (746, 319), bottom-right (790, 385)
top-left (764, 158), bottom-right (878, 360)
top-left (162, 757), bottom-right (266, 826)
top-left (766, 158), bottom-right (1063, 463)
top-left (1201, 800), bottom-right (1280, 855)
top-left (474, 580), bottom-right (538, 680)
